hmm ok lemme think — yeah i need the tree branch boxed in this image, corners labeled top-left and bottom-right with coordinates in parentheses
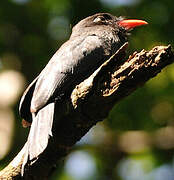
top-left (0, 44), bottom-right (173, 179)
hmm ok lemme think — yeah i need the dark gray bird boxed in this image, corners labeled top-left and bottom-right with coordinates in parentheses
top-left (19, 13), bottom-right (147, 173)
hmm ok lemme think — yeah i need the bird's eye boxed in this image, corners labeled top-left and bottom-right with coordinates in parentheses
top-left (93, 16), bottom-right (105, 23)
top-left (103, 14), bottom-right (112, 20)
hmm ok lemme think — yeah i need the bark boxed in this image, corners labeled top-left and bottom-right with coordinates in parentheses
top-left (0, 44), bottom-right (173, 180)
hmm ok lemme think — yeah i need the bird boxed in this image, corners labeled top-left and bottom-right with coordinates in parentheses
top-left (19, 12), bottom-right (147, 174)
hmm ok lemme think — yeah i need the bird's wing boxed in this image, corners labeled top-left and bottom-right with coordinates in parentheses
top-left (30, 35), bottom-right (105, 112)
top-left (20, 35), bottom-right (105, 171)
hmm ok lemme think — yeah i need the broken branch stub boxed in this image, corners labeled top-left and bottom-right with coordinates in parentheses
top-left (71, 45), bottom-right (174, 122)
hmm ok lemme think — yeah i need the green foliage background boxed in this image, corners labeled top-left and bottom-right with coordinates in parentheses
top-left (0, 0), bottom-right (174, 179)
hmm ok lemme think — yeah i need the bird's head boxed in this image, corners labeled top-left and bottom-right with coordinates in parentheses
top-left (71, 13), bottom-right (148, 40)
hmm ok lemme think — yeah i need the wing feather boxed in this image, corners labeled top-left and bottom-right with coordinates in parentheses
top-left (30, 35), bottom-right (106, 112)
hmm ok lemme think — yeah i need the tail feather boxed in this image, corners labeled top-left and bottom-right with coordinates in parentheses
top-left (21, 102), bottom-right (55, 175)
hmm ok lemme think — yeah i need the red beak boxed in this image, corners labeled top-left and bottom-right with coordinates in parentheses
top-left (118, 19), bottom-right (148, 30)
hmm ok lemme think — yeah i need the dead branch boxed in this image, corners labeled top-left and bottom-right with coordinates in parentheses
top-left (0, 44), bottom-right (173, 180)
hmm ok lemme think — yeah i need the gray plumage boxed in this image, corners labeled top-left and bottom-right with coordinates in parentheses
top-left (19, 13), bottom-right (128, 174)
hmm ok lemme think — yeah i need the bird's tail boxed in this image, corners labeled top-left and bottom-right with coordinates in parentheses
top-left (21, 102), bottom-right (55, 175)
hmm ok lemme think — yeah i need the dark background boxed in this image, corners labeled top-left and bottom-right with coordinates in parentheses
top-left (0, 0), bottom-right (174, 179)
